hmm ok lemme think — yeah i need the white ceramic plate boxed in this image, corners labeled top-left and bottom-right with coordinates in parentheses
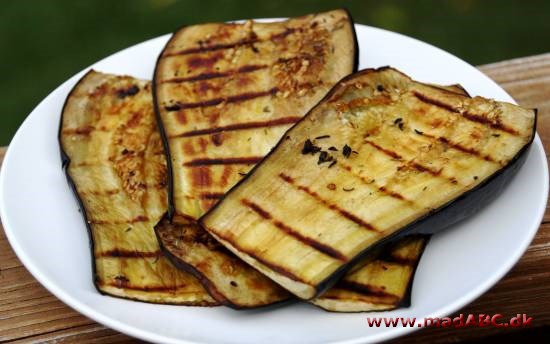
top-left (0, 22), bottom-right (547, 344)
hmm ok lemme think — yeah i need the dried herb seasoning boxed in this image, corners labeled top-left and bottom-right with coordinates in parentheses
top-left (302, 139), bottom-right (321, 155)
top-left (342, 144), bottom-right (352, 158)
top-left (317, 151), bottom-right (334, 164)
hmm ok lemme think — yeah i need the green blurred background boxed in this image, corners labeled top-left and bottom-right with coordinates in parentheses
top-left (1, 0), bottom-right (549, 145)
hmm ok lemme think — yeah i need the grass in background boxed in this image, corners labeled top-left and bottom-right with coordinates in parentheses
top-left (1, 0), bottom-right (548, 145)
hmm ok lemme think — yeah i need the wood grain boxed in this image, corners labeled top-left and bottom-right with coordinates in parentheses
top-left (1, 53), bottom-right (549, 343)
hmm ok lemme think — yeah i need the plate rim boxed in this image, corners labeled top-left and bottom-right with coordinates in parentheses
top-left (0, 22), bottom-right (548, 344)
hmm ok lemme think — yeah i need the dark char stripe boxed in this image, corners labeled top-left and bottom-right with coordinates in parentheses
top-left (340, 163), bottom-right (411, 203)
top-left (170, 116), bottom-right (301, 138)
top-left (102, 282), bottom-right (187, 292)
top-left (337, 280), bottom-right (400, 302)
top-left (161, 64), bottom-right (267, 84)
top-left (97, 250), bottom-right (162, 258)
top-left (318, 293), bottom-right (398, 305)
top-left (241, 199), bottom-right (348, 261)
top-left (365, 139), bottom-right (474, 183)
top-left (278, 173), bottom-right (379, 232)
top-left (204, 224), bottom-right (311, 285)
top-left (183, 156), bottom-right (263, 167)
top-left (412, 91), bottom-right (519, 135)
top-left (462, 112), bottom-right (519, 135)
top-left (163, 28), bottom-right (297, 57)
top-left (410, 162), bottom-right (442, 176)
top-left (437, 136), bottom-right (496, 163)
top-left (364, 140), bottom-right (403, 160)
top-left (381, 255), bottom-right (417, 265)
top-left (199, 192), bottom-right (225, 200)
top-left (89, 215), bottom-right (149, 225)
top-left (164, 87), bottom-right (278, 111)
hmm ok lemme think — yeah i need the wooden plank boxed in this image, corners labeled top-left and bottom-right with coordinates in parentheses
top-left (1, 53), bottom-right (550, 342)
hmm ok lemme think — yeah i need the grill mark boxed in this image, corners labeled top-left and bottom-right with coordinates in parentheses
top-left (410, 162), bottom-right (442, 176)
top-left (278, 173), bottom-right (379, 232)
top-left (89, 215), bottom-right (149, 225)
top-left (97, 250), bottom-right (162, 258)
top-left (413, 91), bottom-right (519, 135)
top-left (412, 91), bottom-right (458, 113)
top-left (241, 199), bottom-right (348, 261)
top-left (437, 136), bottom-right (497, 163)
top-left (101, 282), bottom-right (189, 292)
top-left (161, 64), bottom-right (267, 84)
top-left (462, 112), bottom-right (519, 135)
top-left (164, 87), bottom-right (278, 111)
top-left (378, 186), bottom-right (405, 200)
top-left (174, 211), bottom-right (199, 222)
top-left (337, 281), bottom-right (400, 302)
top-left (81, 188), bottom-right (120, 196)
top-left (199, 192), bottom-right (225, 200)
top-left (183, 156), bottom-right (262, 167)
top-left (364, 138), bottom-right (483, 186)
top-left (381, 256), bottom-right (417, 265)
top-left (204, 225), bottom-right (311, 285)
top-left (364, 140), bottom-right (402, 159)
top-left (170, 116), bottom-right (301, 138)
top-left (163, 27), bottom-right (297, 57)
top-left (339, 163), bottom-right (412, 203)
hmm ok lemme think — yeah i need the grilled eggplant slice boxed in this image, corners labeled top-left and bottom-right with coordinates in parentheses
top-left (59, 71), bottom-right (216, 305)
top-left (155, 216), bottom-right (290, 308)
top-left (200, 67), bottom-right (536, 299)
top-left (312, 236), bottom-right (428, 312)
top-left (154, 9), bottom-right (358, 220)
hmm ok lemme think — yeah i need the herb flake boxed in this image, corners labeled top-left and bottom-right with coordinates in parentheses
top-left (342, 144), bottom-right (352, 158)
top-left (317, 151), bottom-right (333, 164)
top-left (302, 139), bottom-right (321, 155)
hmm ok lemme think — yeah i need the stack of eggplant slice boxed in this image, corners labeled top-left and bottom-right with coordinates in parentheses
top-left (60, 9), bottom-right (536, 312)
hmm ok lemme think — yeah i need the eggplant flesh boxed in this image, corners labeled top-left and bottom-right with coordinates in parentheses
top-left (154, 9), bottom-right (358, 220)
top-left (59, 71), bottom-right (216, 305)
top-left (155, 216), bottom-right (290, 308)
top-left (200, 67), bottom-right (536, 299)
top-left (312, 236), bottom-right (428, 312)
